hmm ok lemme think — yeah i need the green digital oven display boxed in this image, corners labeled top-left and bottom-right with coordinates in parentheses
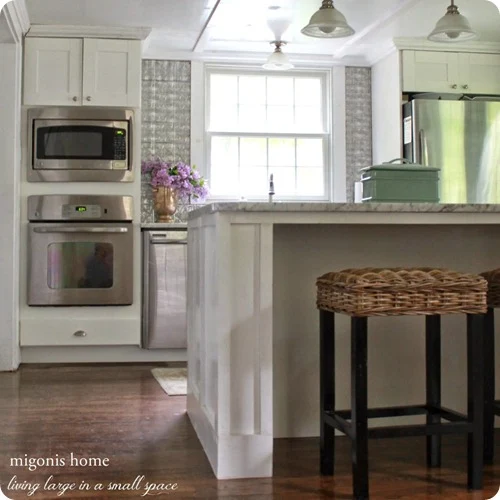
top-left (75, 206), bottom-right (87, 212)
top-left (116, 130), bottom-right (124, 136)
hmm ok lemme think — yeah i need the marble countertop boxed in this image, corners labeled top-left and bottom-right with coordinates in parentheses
top-left (141, 222), bottom-right (187, 229)
top-left (188, 202), bottom-right (500, 219)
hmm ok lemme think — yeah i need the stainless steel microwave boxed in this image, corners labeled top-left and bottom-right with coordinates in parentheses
top-left (27, 107), bottom-right (134, 182)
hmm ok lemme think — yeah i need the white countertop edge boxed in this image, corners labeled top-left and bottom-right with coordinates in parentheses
top-left (188, 202), bottom-right (500, 219)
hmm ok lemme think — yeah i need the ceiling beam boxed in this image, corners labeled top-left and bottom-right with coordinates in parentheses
top-left (193, 0), bottom-right (222, 53)
top-left (335, 0), bottom-right (424, 59)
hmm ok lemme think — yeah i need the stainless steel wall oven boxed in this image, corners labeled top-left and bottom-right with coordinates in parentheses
top-left (28, 195), bottom-right (134, 306)
top-left (27, 108), bottom-right (134, 182)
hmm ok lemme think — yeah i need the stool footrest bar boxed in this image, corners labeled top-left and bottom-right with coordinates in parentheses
top-left (335, 404), bottom-right (467, 421)
top-left (324, 412), bottom-right (353, 439)
top-left (367, 422), bottom-right (472, 439)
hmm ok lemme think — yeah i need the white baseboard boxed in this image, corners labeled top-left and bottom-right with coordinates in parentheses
top-left (20, 346), bottom-right (187, 364)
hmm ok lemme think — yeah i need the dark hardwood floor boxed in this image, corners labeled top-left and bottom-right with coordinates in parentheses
top-left (0, 364), bottom-right (498, 499)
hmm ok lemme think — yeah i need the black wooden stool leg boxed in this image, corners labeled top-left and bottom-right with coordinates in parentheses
top-left (352, 316), bottom-right (368, 500)
top-left (467, 313), bottom-right (484, 491)
top-left (484, 307), bottom-right (495, 464)
top-left (320, 310), bottom-right (335, 475)
top-left (426, 315), bottom-right (441, 468)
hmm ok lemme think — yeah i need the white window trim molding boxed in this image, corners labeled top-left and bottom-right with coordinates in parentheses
top-left (191, 61), bottom-right (206, 182)
top-left (331, 66), bottom-right (346, 202)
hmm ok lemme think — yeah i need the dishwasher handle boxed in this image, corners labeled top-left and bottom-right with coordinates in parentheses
top-left (149, 231), bottom-right (188, 245)
top-left (151, 238), bottom-right (187, 244)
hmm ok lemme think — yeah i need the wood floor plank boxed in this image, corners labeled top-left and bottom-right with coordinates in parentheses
top-left (0, 364), bottom-right (498, 499)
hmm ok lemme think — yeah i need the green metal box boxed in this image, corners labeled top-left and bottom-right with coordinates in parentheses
top-left (361, 159), bottom-right (440, 203)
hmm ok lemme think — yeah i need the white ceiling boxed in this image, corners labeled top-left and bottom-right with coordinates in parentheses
top-left (0, 10), bottom-right (13, 43)
top-left (24, 0), bottom-right (500, 65)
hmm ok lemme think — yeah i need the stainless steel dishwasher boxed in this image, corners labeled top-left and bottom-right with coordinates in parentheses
top-left (142, 229), bottom-right (187, 349)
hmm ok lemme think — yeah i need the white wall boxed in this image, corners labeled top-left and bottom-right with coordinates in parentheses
top-left (0, 40), bottom-right (21, 371)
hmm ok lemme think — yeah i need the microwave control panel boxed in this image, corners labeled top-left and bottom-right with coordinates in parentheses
top-left (113, 130), bottom-right (127, 160)
top-left (62, 204), bottom-right (102, 219)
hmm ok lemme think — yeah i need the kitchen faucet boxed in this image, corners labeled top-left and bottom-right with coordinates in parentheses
top-left (268, 173), bottom-right (275, 202)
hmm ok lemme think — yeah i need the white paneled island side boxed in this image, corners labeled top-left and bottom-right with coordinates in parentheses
top-left (186, 203), bottom-right (500, 479)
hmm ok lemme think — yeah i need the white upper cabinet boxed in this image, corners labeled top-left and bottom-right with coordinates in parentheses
top-left (82, 39), bottom-right (141, 107)
top-left (460, 53), bottom-right (500, 95)
top-left (402, 50), bottom-right (500, 95)
top-left (24, 38), bottom-right (83, 106)
top-left (24, 37), bottom-right (141, 107)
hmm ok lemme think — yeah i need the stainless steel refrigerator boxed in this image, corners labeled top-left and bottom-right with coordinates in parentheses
top-left (403, 99), bottom-right (500, 203)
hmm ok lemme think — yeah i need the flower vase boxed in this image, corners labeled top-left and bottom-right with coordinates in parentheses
top-left (153, 187), bottom-right (177, 222)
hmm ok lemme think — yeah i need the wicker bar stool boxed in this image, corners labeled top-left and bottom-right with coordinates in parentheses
top-left (479, 268), bottom-right (500, 464)
top-left (316, 267), bottom-right (487, 499)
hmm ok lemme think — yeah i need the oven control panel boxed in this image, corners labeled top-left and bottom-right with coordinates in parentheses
top-left (28, 195), bottom-right (134, 222)
top-left (62, 204), bottom-right (102, 219)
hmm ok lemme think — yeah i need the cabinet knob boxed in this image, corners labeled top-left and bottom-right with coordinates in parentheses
top-left (86, 96), bottom-right (92, 102)
top-left (462, 84), bottom-right (469, 90)
top-left (451, 84), bottom-right (458, 89)
top-left (72, 96), bottom-right (78, 102)
top-left (73, 330), bottom-right (87, 337)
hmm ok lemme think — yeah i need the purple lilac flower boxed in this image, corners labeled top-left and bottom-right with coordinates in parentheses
top-left (143, 157), bottom-right (209, 201)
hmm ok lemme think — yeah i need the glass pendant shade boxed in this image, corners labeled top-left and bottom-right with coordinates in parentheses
top-left (262, 42), bottom-right (294, 70)
top-left (301, 0), bottom-right (355, 38)
top-left (427, 1), bottom-right (478, 42)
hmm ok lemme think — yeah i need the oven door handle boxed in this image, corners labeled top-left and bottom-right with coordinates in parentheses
top-left (33, 227), bottom-right (129, 234)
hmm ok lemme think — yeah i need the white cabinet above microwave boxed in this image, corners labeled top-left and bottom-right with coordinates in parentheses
top-left (23, 38), bottom-right (141, 107)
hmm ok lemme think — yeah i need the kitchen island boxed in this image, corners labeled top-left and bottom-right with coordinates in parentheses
top-left (186, 203), bottom-right (500, 479)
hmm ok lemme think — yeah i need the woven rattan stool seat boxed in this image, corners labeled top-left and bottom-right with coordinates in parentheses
top-left (480, 268), bottom-right (500, 308)
top-left (316, 267), bottom-right (487, 316)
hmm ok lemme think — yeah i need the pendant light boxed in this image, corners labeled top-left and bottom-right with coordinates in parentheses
top-left (262, 41), bottom-right (294, 71)
top-left (301, 0), bottom-right (355, 39)
top-left (427, 0), bottom-right (478, 42)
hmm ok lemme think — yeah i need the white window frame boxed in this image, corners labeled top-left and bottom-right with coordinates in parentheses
top-left (203, 64), bottom-right (333, 202)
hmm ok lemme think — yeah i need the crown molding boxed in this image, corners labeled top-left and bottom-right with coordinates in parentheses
top-left (26, 24), bottom-right (152, 40)
top-left (394, 37), bottom-right (500, 54)
top-left (338, 55), bottom-right (371, 67)
top-left (142, 47), bottom-right (348, 67)
top-left (3, 0), bottom-right (30, 43)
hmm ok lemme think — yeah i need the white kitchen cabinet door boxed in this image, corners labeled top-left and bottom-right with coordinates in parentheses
top-left (460, 52), bottom-right (500, 95)
top-left (82, 39), bottom-right (141, 107)
top-left (24, 38), bottom-right (83, 106)
top-left (402, 50), bottom-right (460, 93)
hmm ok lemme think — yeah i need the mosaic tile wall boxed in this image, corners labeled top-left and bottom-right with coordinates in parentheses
top-left (345, 67), bottom-right (373, 202)
top-left (140, 62), bottom-right (372, 215)
top-left (141, 60), bottom-right (193, 223)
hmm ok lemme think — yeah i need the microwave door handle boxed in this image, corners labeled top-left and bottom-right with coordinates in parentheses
top-left (33, 227), bottom-right (129, 234)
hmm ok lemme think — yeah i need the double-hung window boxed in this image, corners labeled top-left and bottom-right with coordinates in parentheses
top-left (206, 67), bottom-right (331, 200)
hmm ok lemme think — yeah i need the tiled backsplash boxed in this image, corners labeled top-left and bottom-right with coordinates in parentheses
top-left (141, 60), bottom-right (193, 223)
top-left (345, 67), bottom-right (372, 202)
top-left (141, 62), bottom-right (373, 217)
